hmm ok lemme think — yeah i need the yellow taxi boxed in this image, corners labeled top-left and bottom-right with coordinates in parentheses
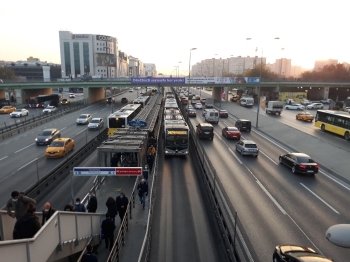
top-left (0, 106), bottom-right (16, 114)
top-left (296, 111), bottom-right (314, 122)
top-left (45, 138), bottom-right (75, 158)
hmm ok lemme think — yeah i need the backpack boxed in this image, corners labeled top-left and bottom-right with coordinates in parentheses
top-left (74, 203), bottom-right (85, 212)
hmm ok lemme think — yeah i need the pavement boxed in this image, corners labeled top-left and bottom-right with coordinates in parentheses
top-left (92, 174), bottom-right (151, 261)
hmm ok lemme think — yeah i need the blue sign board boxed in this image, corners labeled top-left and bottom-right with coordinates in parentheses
top-left (73, 167), bottom-right (116, 176)
top-left (128, 118), bottom-right (147, 127)
top-left (131, 77), bottom-right (185, 84)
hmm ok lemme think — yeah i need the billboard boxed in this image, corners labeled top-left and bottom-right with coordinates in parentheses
top-left (185, 77), bottom-right (260, 84)
top-left (131, 77), bottom-right (185, 84)
top-left (95, 53), bottom-right (116, 67)
top-left (96, 35), bottom-right (114, 42)
top-left (72, 34), bottom-right (90, 39)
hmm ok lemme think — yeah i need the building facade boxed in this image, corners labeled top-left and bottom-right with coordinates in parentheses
top-left (144, 63), bottom-right (157, 77)
top-left (314, 59), bottom-right (338, 71)
top-left (59, 31), bottom-right (118, 78)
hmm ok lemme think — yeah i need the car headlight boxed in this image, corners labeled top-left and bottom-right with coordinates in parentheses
top-left (45, 138), bottom-right (49, 141)
top-left (35, 138), bottom-right (38, 141)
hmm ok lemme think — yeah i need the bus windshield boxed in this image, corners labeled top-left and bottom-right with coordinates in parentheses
top-left (109, 117), bottom-right (127, 128)
top-left (165, 130), bottom-right (189, 149)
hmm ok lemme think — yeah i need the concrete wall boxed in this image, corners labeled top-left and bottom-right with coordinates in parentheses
top-left (21, 88), bottom-right (53, 104)
top-left (87, 87), bottom-right (105, 103)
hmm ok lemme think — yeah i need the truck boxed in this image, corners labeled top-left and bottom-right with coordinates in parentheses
top-left (265, 101), bottom-right (283, 115)
top-left (29, 94), bottom-right (60, 108)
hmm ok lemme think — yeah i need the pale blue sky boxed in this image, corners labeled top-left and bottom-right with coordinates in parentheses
top-left (1, 0), bottom-right (348, 75)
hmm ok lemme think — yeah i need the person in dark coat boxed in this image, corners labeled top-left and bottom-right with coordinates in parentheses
top-left (42, 202), bottom-right (56, 225)
top-left (82, 244), bottom-right (98, 262)
top-left (64, 204), bottom-right (75, 211)
top-left (74, 198), bottom-right (86, 212)
top-left (116, 192), bottom-right (128, 222)
top-left (110, 154), bottom-right (118, 167)
top-left (6, 191), bottom-right (36, 219)
top-left (87, 191), bottom-right (98, 213)
top-left (13, 207), bottom-right (41, 239)
top-left (137, 179), bottom-right (148, 209)
top-left (101, 213), bottom-right (116, 251)
top-left (105, 197), bottom-right (117, 224)
top-left (146, 154), bottom-right (154, 171)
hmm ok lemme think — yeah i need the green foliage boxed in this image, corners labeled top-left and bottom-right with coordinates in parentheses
top-left (0, 67), bottom-right (17, 80)
top-left (302, 63), bottom-right (350, 81)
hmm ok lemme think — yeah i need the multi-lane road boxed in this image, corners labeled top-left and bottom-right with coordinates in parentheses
top-left (1, 87), bottom-right (350, 261)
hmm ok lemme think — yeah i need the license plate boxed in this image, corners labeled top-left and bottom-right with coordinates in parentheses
top-left (204, 132), bottom-right (209, 134)
top-left (307, 170), bottom-right (314, 173)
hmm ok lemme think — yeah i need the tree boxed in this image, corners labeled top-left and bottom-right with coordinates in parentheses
top-left (244, 63), bottom-right (278, 79)
top-left (301, 63), bottom-right (350, 81)
top-left (0, 67), bottom-right (17, 80)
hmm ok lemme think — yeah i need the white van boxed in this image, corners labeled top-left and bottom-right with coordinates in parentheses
top-left (204, 109), bottom-right (219, 124)
top-left (240, 97), bottom-right (254, 108)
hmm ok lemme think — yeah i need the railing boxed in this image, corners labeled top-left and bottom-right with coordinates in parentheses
top-left (0, 99), bottom-right (89, 140)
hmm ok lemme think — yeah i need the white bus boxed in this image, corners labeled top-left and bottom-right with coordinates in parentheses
top-left (164, 119), bottom-right (189, 156)
top-left (107, 103), bottom-right (142, 136)
top-left (133, 96), bottom-right (150, 108)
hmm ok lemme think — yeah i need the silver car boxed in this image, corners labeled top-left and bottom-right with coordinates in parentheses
top-left (236, 140), bottom-right (259, 157)
top-left (88, 118), bottom-right (104, 130)
top-left (306, 103), bottom-right (324, 109)
top-left (76, 114), bottom-right (92, 125)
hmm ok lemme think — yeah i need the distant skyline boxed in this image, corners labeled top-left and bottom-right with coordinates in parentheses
top-left (1, 0), bottom-right (349, 75)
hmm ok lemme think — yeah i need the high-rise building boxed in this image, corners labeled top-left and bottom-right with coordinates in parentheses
top-left (59, 31), bottom-right (118, 78)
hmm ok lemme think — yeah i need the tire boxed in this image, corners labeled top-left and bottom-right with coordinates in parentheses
top-left (292, 166), bottom-right (296, 174)
top-left (248, 129), bottom-right (251, 132)
top-left (296, 116), bottom-right (298, 120)
top-left (345, 132), bottom-right (350, 140)
top-left (279, 157), bottom-right (283, 164)
top-left (286, 107), bottom-right (289, 110)
top-left (240, 149), bottom-right (243, 156)
top-left (321, 124), bottom-right (325, 132)
top-left (210, 137), bottom-right (213, 141)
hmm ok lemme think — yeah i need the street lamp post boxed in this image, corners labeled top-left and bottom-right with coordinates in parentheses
top-left (188, 47), bottom-right (197, 92)
top-left (246, 37), bottom-right (280, 128)
top-left (178, 61), bottom-right (182, 77)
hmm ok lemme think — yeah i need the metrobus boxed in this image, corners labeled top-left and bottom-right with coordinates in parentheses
top-left (163, 119), bottom-right (189, 155)
top-left (107, 103), bottom-right (142, 136)
top-left (133, 96), bottom-right (150, 108)
top-left (314, 110), bottom-right (350, 140)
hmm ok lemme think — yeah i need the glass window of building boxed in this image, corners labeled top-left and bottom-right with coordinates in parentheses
top-left (83, 42), bottom-right (90, 75)
top-left (64, 42), bottom-right (71, 76)
top-left (73, 42), bottom-right (81, 76)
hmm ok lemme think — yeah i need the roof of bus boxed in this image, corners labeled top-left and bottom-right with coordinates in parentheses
top-left (317, 110), bottom-right (350, 118)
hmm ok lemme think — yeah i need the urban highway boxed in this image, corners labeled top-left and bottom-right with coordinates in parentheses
top-left (1, 87), bottom-right (350, 261)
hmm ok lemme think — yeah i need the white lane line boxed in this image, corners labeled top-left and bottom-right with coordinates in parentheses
top-left (228, 147), bottom-right (242, 164)
top-left (75, 128), bottom-right (87, 136)
top-left (59, 127), bottom-right (67, 131)
top-left (259, 150), bottom-right (278, 165)
top-left (253, 129), bottom-right (291, 152)
top-left (0, 156), bottom-right (8, 161)
top-left (18, 158), bottom-right (38, 171)
top-left (300, 183), bottom-right (339, 214)
top-left (214, 131), bottom-right (222, 140)
top-left (14, 143), bottom-right (35, 153)
top-left (256, 180), bottom-right (287, 214)
top-left (101, 108), bottom-right (107, 111)
top-left (318, 169), bottom-right (350, 192)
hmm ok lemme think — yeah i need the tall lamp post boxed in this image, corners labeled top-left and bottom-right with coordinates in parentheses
top-left (178, 61), bottom-right (182, 77)
top-left (188, 48), bottom-right (197, 94)
top-left (246, 37), bottom-right (280, 128)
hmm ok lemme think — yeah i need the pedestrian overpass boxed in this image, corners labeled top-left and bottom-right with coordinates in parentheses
top-left (1, 77), bottom-right (350, 104)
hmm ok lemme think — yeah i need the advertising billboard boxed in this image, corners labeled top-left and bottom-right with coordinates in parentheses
top-left (131, 77), bottom-right (185, 84)
top-left (95, 53), bottom-right (116, 67)
top-left (96, 35), bottom-right (114, 42)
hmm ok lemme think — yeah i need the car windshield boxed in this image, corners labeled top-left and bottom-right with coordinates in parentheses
top-left (220, 110), bottom-right (227, 113)
top-left (90, 119), bottom-right (100, 123)
top-left (14, 109), bottom-right (22, 112)
top-left (46, 106), bottom-right (54, 109)
top-left (297, 156), bottom-right (315, 163)
top-left (245, 144), bottom-right (257, 148)
top-left (79, 115), bottom-right (88, 119)
top-left (3, 106), bottom-right (10, 109)
top-left (39, 131), bottom-right (52, 136)
top-left (50, 141), bottom-right (64, 147)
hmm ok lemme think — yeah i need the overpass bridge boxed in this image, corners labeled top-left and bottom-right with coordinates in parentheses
top-left (1, 77), bottom-right (350, 104)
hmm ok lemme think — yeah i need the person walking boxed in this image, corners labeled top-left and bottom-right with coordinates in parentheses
top-left (101, 213), bottom-right (116, 251)
top-left (116, 192), bottom-right (128, 222)
top-left (137, 179), bottom-right (148, 210)
top-left (146, 154), bottom-right (154, 171)
top-left (74, 198), bottom-right (86, 212)
top-left (13, 207), bottom-right (41, 239)
top-left (42, 202), bottom-right (56, 225)
top-left (6, 191), bottom-right (36, 219)
top-left (143, 165), bottom-right (149, 183)
top-left (110, 154), bottom-right (118, 167)
top-left (64, 204), bottom-right (75, 211)
top-left (82, 244), bottom-right (98, 262)
top-left (105, 197), bottom-right (117, 224)
top-left (87, 191), bottom-right (98, 213)
top-left (147, 145), bottom-right (156, 155)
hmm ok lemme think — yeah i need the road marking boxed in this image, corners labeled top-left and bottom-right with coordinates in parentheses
top-left (75, 128), bottom-right (87, 136)
top-left (259, 150), bottom-right (278, 165)
top-left (318, 170), bottom-right (350, 191)
top-left (101, 108), bottom-right (107, 111)
top-left (300, 183), bottom-right (339, 214)
top-left (59, 127), bottom-right (67, 131)
top-left (18, 158), bottom-right (38, 171)
top-left (14, 143), bottom-right (35, 153)
top-left (0, 156), bottom-right (8, 161)
top-left (228, 147), bottom-right (242, 164)
top-left (256, 180), bottom-right (287, 214)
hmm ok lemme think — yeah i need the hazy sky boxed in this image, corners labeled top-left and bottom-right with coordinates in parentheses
top-left (1, 0), bottom-right (348, 75)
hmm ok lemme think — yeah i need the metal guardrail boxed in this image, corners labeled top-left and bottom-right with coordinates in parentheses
top-left (0, 101), bottom-right (89, 140)
top-left (25, 128), bottom-right (108, 200)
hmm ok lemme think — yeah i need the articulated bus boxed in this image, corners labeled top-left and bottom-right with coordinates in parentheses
top-left (315, 110), bottom-right (350, 140)
top-left (164, 119), bottom-right (189, 155)
top-left (107, 103), bottom-right (142, 136)
top-left (133, 96), bottom-right (150, 108)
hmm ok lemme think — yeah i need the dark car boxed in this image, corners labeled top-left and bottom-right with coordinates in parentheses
top-left (279, 153), bottom-right (319, 175)
top-left (35, 128), bottom-right (61, 145)
top-left (205, 104), bottom-right (214, 109)
top-left (106, 97), bottom-right (115, 104)
top-left (273, 244), bottom-right (333, 262)
top-left (80, 75), bottom-right (93, 81)
top-left (235, 119), bottom-right (251, 132)
top-left (188, 109), bottom-right (197, 117)
top-left (219, 110), bottom-right (228, 118)
top-left (0, 100), bottom-right (10, 108)
top-left (196, 123), bottom-right (214, 140)
top-left (121, 97), bottom-right (128, 103)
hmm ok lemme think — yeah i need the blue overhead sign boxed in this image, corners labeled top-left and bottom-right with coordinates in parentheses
top-left (131, 77), bottom-right (185, 84)
top-left (128, 118), bottom-right (147, 127)
top-left (73, 167), bottom-right (116, 176)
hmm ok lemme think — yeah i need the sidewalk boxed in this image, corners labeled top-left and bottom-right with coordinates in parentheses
top-left (93, 175), bottom-right (150, 261)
